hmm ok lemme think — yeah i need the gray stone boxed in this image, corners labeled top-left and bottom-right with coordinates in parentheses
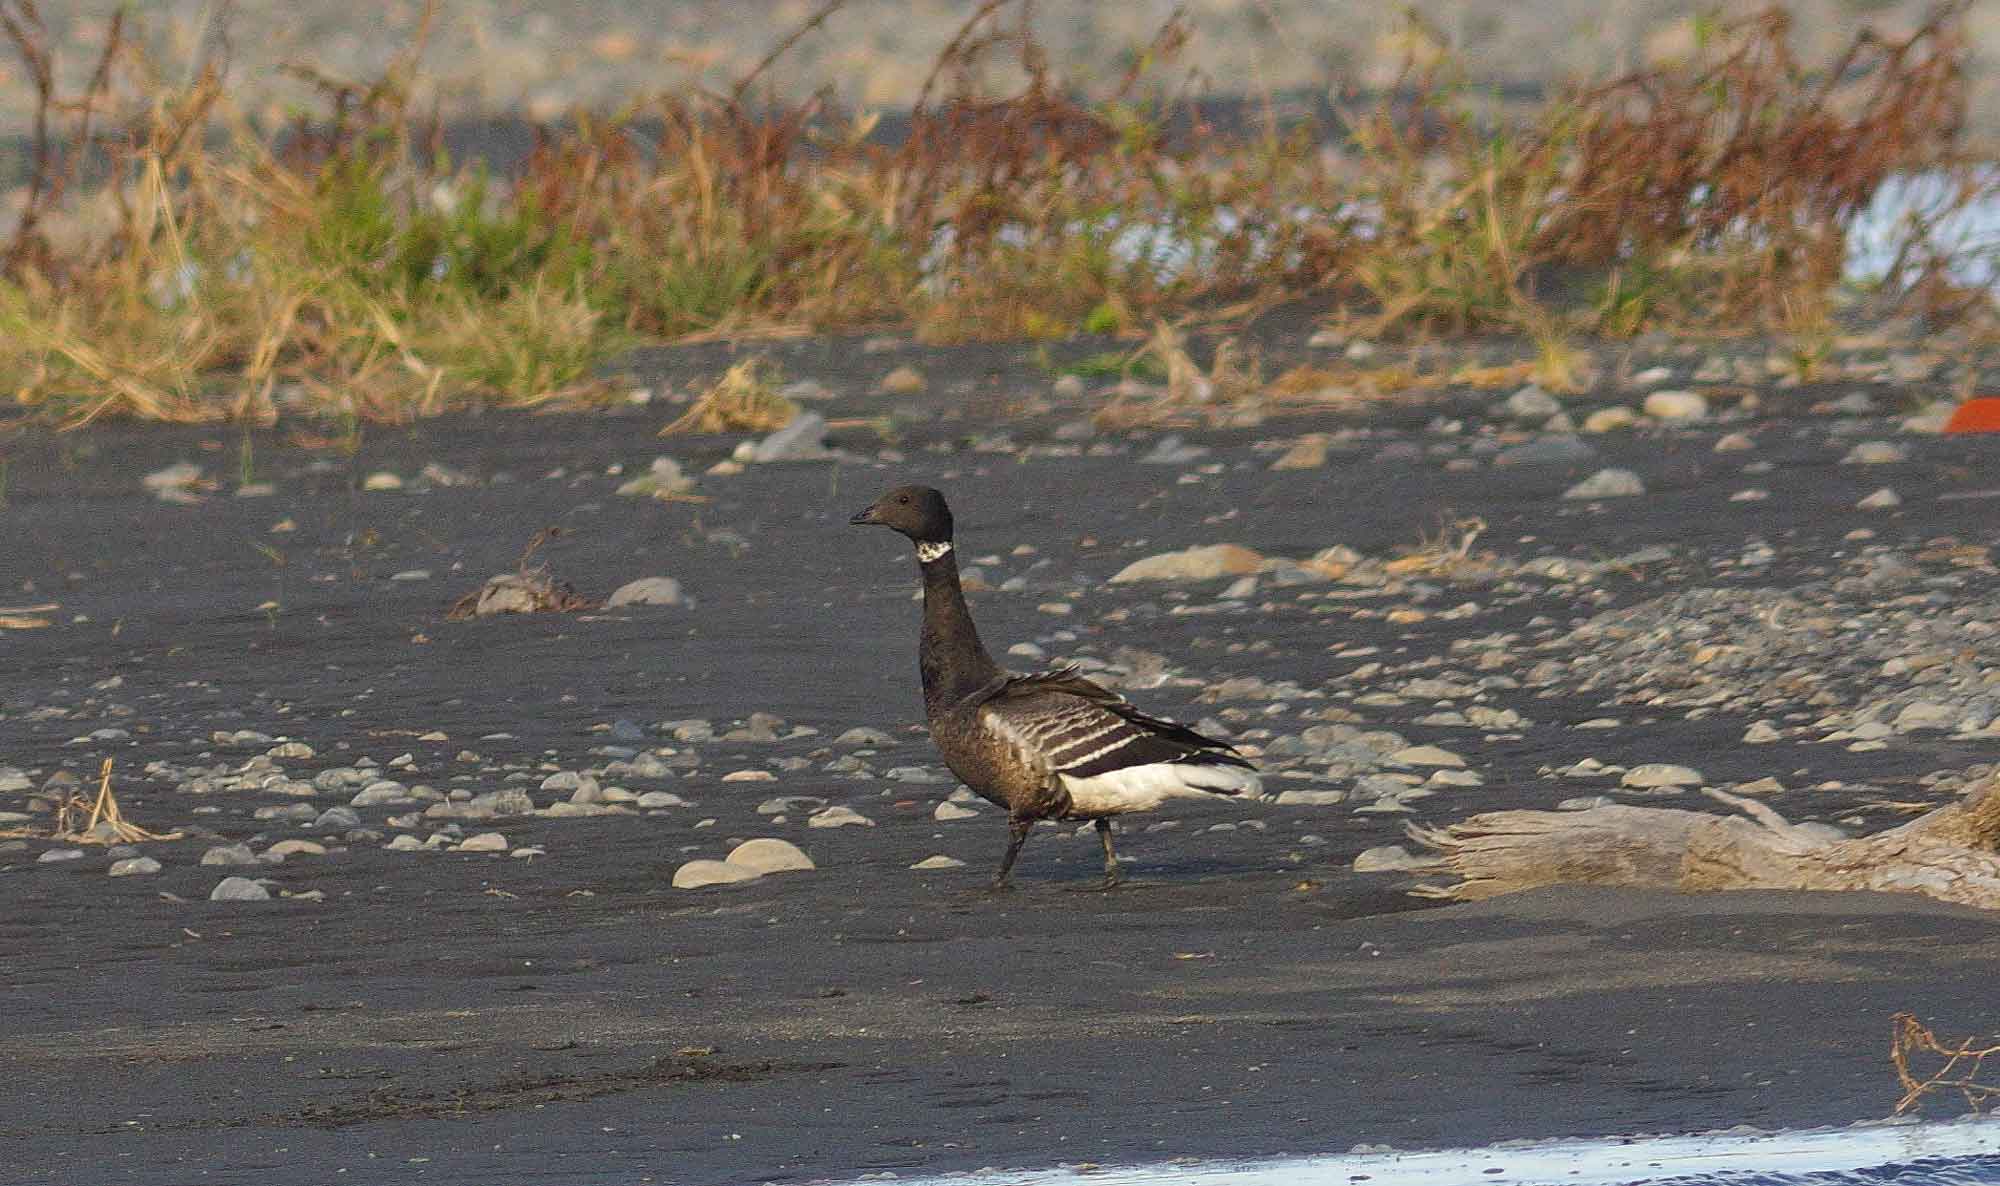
top-left (37, 848), bottom-right (85, 864)
top-left (1493, 436), bottom-right (1595, 468)
top-left (109, 856), bottom-right (162, 877)
top-left (209, 876), bottom-right (271, 902)
top-left (312, 806), bottom-right (362, 830)
top-left (750, 412), bottom-right (832, 463)
top-left (1564, 468), bottom-right (1645, 499)
top-left (201, 843), bottom-right (260, 867)
top-left (1505, 385), bottom-right (1561, 419)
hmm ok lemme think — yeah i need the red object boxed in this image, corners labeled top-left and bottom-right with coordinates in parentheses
top-left (1945, 398), bottom-right (2000, 434)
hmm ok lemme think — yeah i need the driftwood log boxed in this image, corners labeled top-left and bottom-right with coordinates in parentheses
top-left (1409, 775), bottom-right (2000, 910)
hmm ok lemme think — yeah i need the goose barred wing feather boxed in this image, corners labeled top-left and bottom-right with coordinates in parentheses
top-left (979, 669), bottom-right (1251, 779)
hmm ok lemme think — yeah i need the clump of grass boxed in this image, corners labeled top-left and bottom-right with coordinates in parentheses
top-left (659, 359), bottom-right (800, 436)
top-left (0, 0), bottom-right (1990, 425)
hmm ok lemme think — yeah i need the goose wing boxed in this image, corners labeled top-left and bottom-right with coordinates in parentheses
top-left (976, 667), bottom-right (1254, 780)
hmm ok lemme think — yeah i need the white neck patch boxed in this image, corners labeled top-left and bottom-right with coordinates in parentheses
top-left (916, 540), bottom-right (953, 564)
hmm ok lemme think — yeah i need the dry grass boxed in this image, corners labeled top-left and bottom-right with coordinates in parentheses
top-left (0, 0), bottom-right (1992, 425)
top-left (659, 359), bottom-right (799, 436)
top-left (1891, 1012), bottom-right (2000, 1115)
top-left (0, 760), bottom-right (183, 844)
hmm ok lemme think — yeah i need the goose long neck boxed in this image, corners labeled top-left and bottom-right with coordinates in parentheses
top-left (918, 542), bottom-right (1000, 712)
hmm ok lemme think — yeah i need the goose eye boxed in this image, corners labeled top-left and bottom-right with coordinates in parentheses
top-left (898, 495), bottom-right (910, 504)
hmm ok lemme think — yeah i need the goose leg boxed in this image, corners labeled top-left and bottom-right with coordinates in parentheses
top-left (992, 817), bottom-right (1033, 890)
top-left (1095, 818), bottom-right (1121, 888)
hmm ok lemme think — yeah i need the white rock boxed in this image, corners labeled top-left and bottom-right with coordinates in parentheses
top-left (109, 856), bottom-right (162, 877)
top-left (1743, 721), bottom-right (1783, 744)
top-left (266, 839), bottom-right (326, 858)
top-left (1643, 390), bottom-right (1708, 421)
top-left (807, 806), bottom-right (874, 828)
top-left (209, 876), bottom-right (271, 901)
top-left (1714, 432), bottom-right (1755, 452)
top-left (1841, 441), bottom-right (1907, 465)
top-left (722, 770), bottom-right (777, 783)
top-left (911, 854), bottom-right (967, 870)
top-left (1110, 544), bottom-right (1265, 583)
top-left (726, 837), bottom-right (815, 874)
top-left (672, 859), bottom-right (762, 889)
top-left (1621, 763), bottom-right (1703, 789)
top-left (934, 801), bottom-right (981, 821)
top-left (1563, 468), bottom-right (1645, 499)
top-left (454, 832), bottom-right (509, 852)
top-left (362, 471), bottom-right (404, 491)
top-left (1390, 744), bottom-right (1465, 768)
top-left (1857, 487), bottom-right (1902, 509)
top-left (606, 577), bottom-right (687, 608)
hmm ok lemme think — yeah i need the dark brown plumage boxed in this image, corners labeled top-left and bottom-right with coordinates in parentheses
top-left (851, 485), bottom-right (1261, 888)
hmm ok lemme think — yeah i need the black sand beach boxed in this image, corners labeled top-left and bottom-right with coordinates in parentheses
top-left (4, 326), bottom-right (2000, 1184)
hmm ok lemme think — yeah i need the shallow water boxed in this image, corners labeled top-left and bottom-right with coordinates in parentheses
top-left (865, 1118), bottom-right (2000, 1186)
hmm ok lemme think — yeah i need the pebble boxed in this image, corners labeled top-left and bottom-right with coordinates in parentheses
top-left (807, 806), bottom-right (874, 828)
top-left (210, 876), bottom-right (271, 901)
top-left (911, 855), bottom-right (967, 870)
top-left (724, 770), bottom-right (778, 782)
top-left (1643, 390), bottom-right (1708, 421)
top-left (1581, 407), bottom-right (1637, 433)
top-left (1110, 544), bottom-right (1265, 583)
top-left (671, 858), bottom-right (759, 889)
top-left (1743, 721), bottom-right (1783, 744)
top-left (934, 801), bottom-right (981, 821)
top-left (1714, 432), bottom-right (1755, 452)
top-left (454, 832), bottom-right (509, 852)
top-left (1621, 763), bottom-right (1703, 789)
top-left (606, 577), bottom-right (688, 608)
top-left (1273, 788), bottom-right (1347, 806)
top-left (1352, 845), bottom-right (1435, 873)
top-left (109, 856), bottom-right (162, 877)
top-left (1841, 441), bottom-right (1908, 465)
top-left (1493, 436), bottom-right (1595, 467)
top-left (37, 848), bottom-right (85, 863)
top-left (879, 365), bottom-right (926, 394)
top-left (362, 471), bottom-right (404, 491)
top-left (726, 838), bottom-right (815, 874)
top-left (750, 412), bottom-right (833, 463)
top-left (201, 843), bottom-right (261, 867)
top-left (1505, 385), bottom-right (1561, 420)
top-left (1390, 744), bottom-right (1465, 768)
top-left (1857, 487), bottom-right (1902, 509)
top-left (266, 839), bottom-right (326, 858)
top-left (835, 727), bottom-right (896, 747)
top-left (1563, 468), bottom-right (1645, 499)
top-left (1139, 435), bottom-right (1209, 465)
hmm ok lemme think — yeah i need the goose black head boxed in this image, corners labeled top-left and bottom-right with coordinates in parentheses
top-left (850, 485), bottom-right (954, 548)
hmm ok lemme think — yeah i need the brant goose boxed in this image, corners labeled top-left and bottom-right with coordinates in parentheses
top-left (851, 485), bottom-right (1262, 888)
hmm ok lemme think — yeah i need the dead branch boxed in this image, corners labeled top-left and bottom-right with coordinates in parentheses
top-left (1411, 774), bottom-right (2000, 911)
